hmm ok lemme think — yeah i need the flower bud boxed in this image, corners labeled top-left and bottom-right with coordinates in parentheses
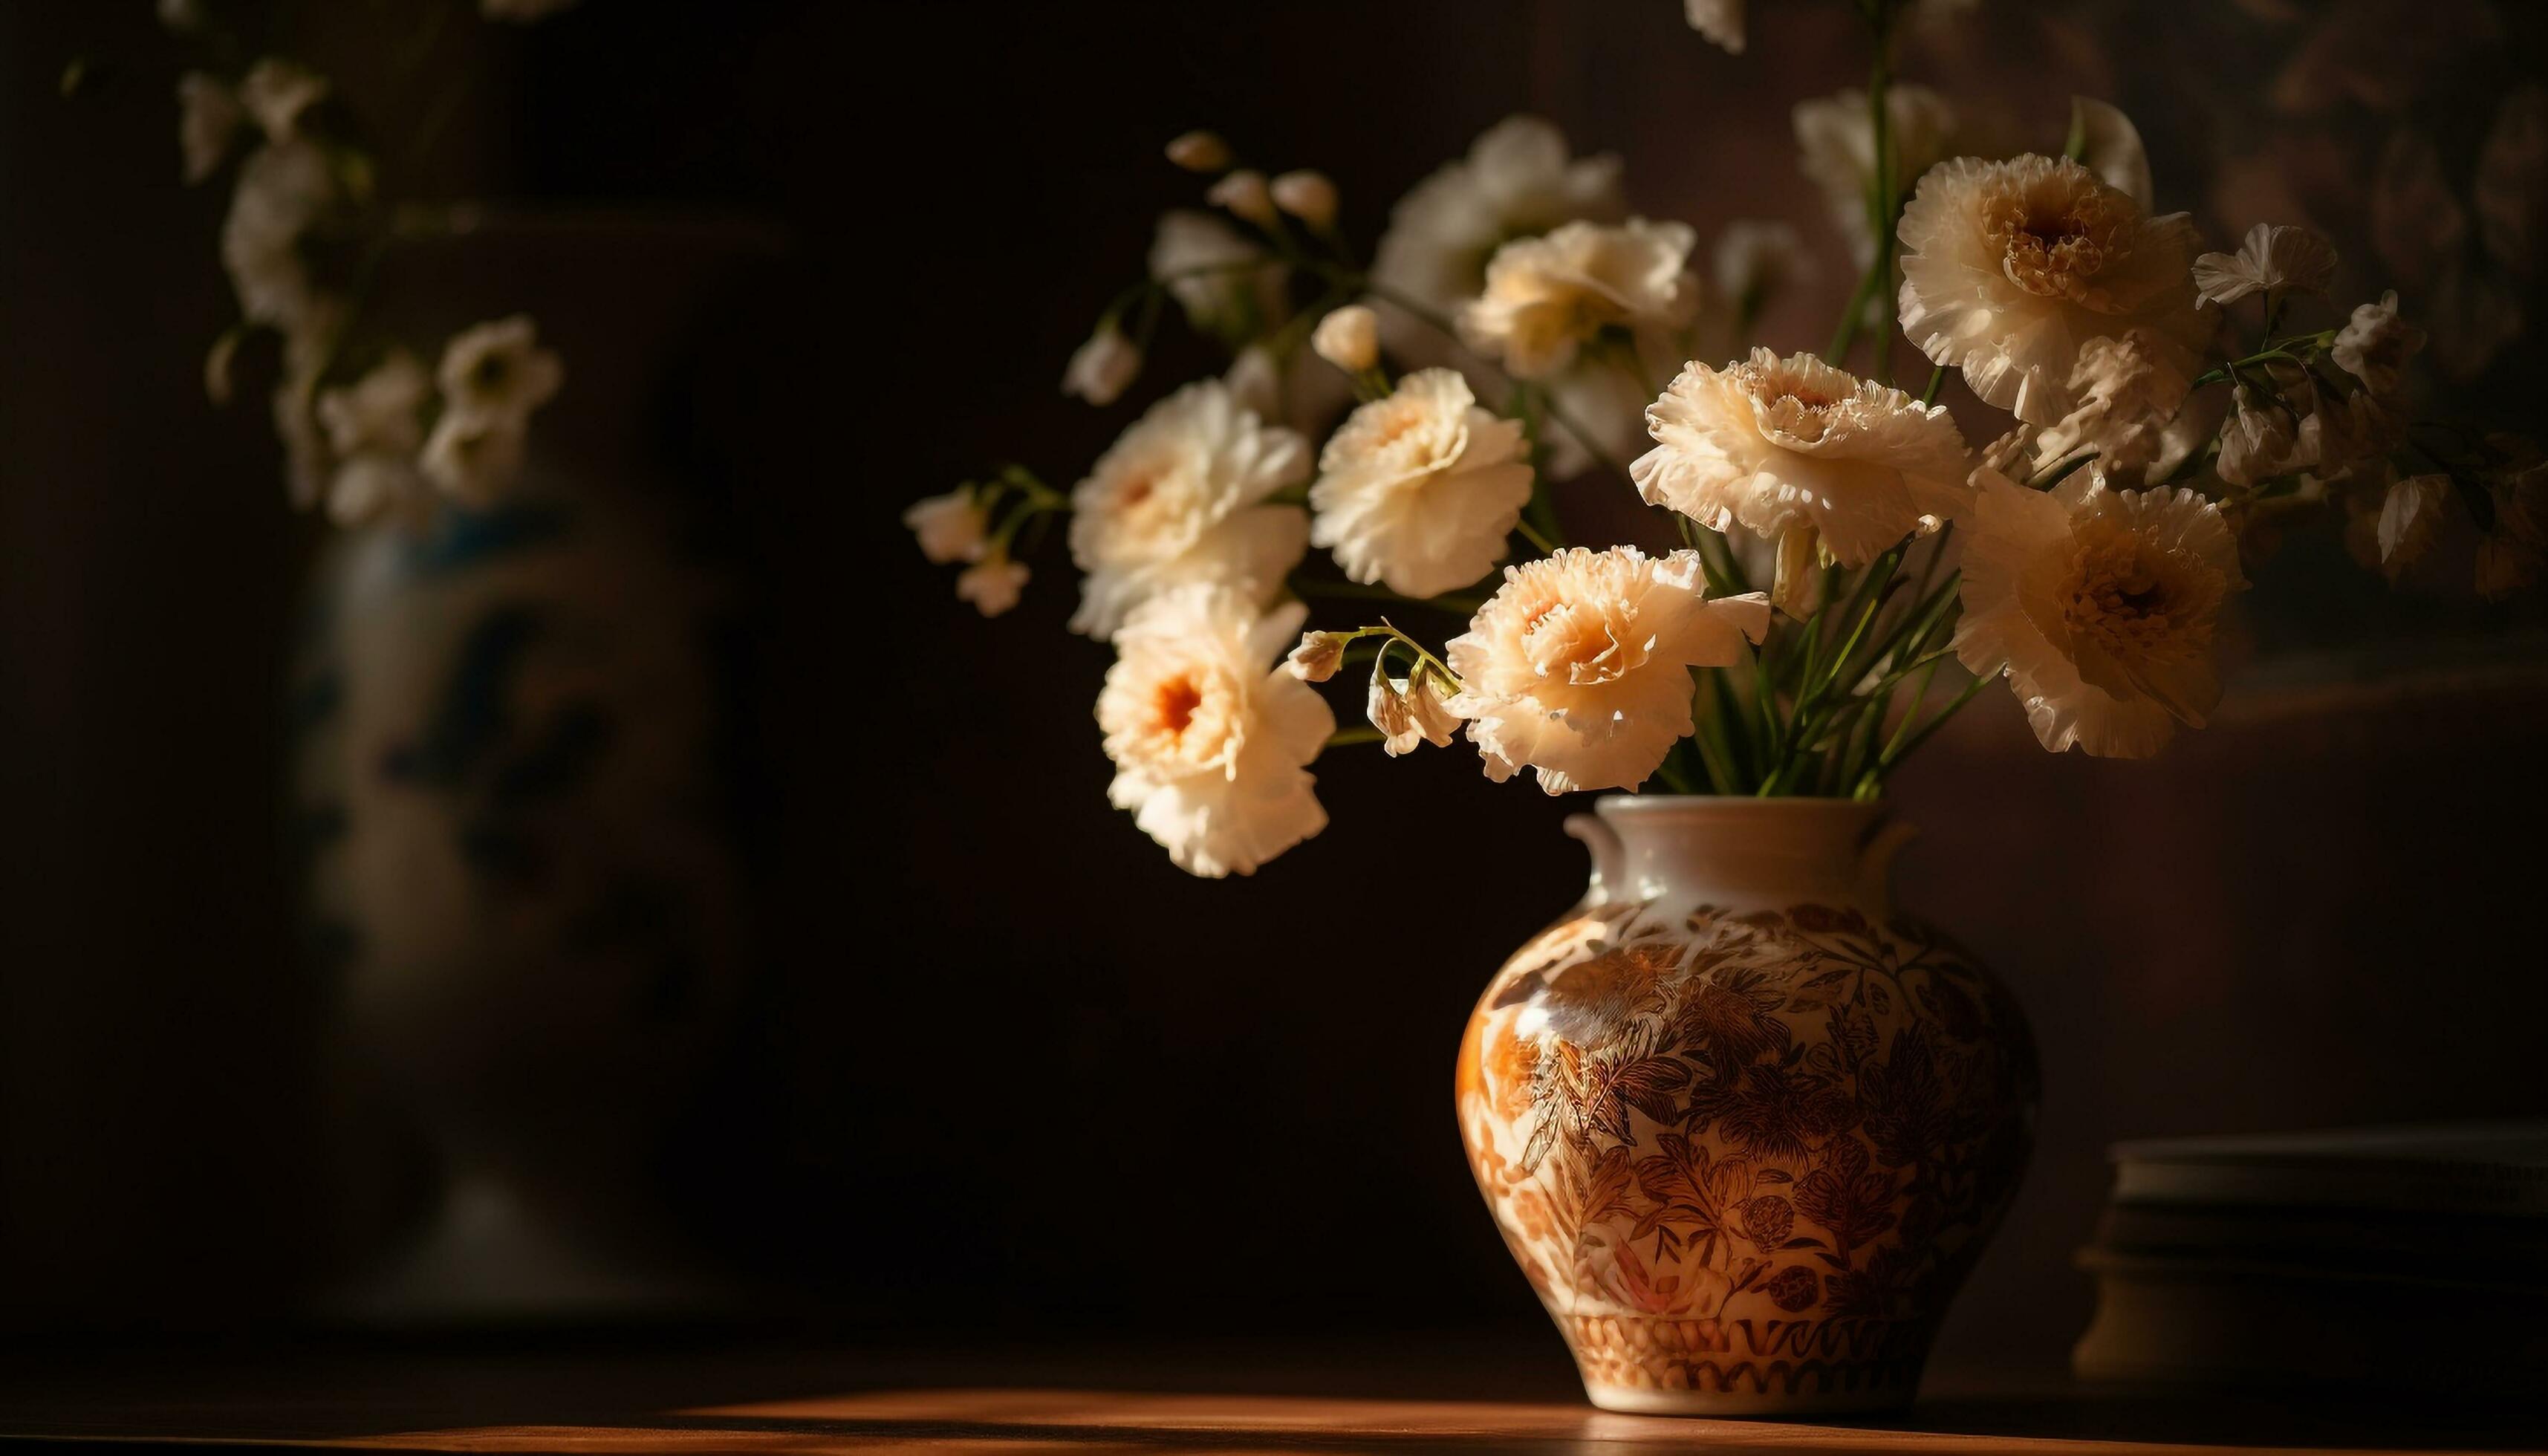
top-left (1285, 631), bottom-right (1350, 683)
top-left (1165, 129), bottom-right (1232, 173)
top-left (1270, 169), bottom-right (1339, 230)
top-left (1062, 319), bottom-right (1142, 406)
top-left (1405, 670), bottom-right (1463, 747)
top-left (1206, 169), bottom-right (1278, 227)
top-left (1310, 305), bottom-right (1379, 374)
top-left (1367, 675), bottom-right (1420, 756)
top-left (903, 487), bottom-right (989, 565)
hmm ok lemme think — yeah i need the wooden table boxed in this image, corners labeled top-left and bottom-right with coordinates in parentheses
top-left (1, 1332), bottom-right (2536, 1454)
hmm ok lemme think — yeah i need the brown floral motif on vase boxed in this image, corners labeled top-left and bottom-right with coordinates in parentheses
top-left (1457, 896), bottom-right (2038, 1415)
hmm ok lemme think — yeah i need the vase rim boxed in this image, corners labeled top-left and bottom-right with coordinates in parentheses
top-left (1592, 793), bottom-right (1889, 816)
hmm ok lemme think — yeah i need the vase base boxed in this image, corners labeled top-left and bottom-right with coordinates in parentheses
top-left (1583, 1382), bottom-right (1914, 1418)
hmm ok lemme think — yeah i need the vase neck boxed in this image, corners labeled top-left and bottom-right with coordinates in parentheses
top-left (1579, 796), bottom-right (1913, 913)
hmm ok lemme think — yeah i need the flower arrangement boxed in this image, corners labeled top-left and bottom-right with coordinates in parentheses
top-left (150, 0), bottom-right (579, 527)
top-left (909, 0), bottom-right (2546, 878)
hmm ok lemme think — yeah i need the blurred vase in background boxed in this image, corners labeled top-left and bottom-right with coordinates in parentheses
top-left (290, 217), bottom-right (780, 1317)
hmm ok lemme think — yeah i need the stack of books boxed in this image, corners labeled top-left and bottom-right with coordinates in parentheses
top-left (2073, 1122), bottom-right (2548, 1394)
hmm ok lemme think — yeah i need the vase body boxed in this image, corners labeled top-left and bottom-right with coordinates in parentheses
top-left (1455, 796), bottom-right (2038, 1416)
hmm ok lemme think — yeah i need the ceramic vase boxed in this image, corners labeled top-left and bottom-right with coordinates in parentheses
top-left (291, 217), bottom-right (779, 1317)
top-left (1455, 796), bottom-right (2038, 1415)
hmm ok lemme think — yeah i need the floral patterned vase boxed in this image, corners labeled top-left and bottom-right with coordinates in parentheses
top-left (1456, 796), bottom-right (2038, 1416)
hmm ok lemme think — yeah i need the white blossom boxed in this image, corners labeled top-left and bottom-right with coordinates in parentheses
top-left (1098, 588), bottom-right (1333, 877)
top-left (1444, 547), bottom-right (1769, 794)
top-left (1897, 154), bottom-right (2208, 426)
top-left (1458, 218), bottom-right (1698, 380)
top-left (2191, 222), bottom-right (2339, 306)
top-left (1310, 368), bottom-right (1535, 599)
top-left (1067, 379), bottom-right (1311, 639)
top-left (1063, 320), bottom-right (1143, 406)
top-left (1952, 466), bottom-right (2245, 758)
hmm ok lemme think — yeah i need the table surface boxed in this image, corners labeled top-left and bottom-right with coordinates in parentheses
top-left (1, 1331), bottom-right (2538, 1455)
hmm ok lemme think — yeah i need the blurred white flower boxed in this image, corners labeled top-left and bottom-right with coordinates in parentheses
top-left (1795, 85), bottom-right (1958, 268)
top-left (435, 315), bottom-right (565, 423)
top-left (956, 553), bottom-right (1030, 618)
top-left (2029, 328), bottom-right (2197, 480)
top-left (1310, 305), bottom-right (1380, 374)
top-left (1897, 154), bottom-right (2207, 426)
top-left (2375, 472), bottom-right (2454, 580)
top-left (178, 74), bottom-right (244, 183)
top-left (903, 487), bottom-right (990, 565)
top-left (1952, 466), bottom-right (2245, 758)
top-left (2475, 86), bottom-right (2548, 280)
top-left (316, 351), bottom-right (429, 458)
top-left (1270, 170), bottom-right (1339, 230)
top-left (1368, 116), bottom-right (1624, 346)
top-left (323, 455), bottom-right (427, 528)
top-left (420, 410), bottom-right (528, 508)
top-left (239, 59), bottom-right (329, 143)
top-left (2191, 223), bottom-right (2339, 307)
top-left (2331, 290), bottom-right (2426, 393)
top-left (1633, 350), bottom-right (1969, 611)
top-left (221, 139), bottom-right (339, 334)
top-left (1206, 169), bottom-right (1278, 227)
top-left (1166, 130), bottom-right (1232, 173)
top-left (1684, 0), bottom-right (1745, 53)
top-left (1459, 218), bottom-right (1698, 380)
top-left (1310, 368), bottom-right (1535, 599)
top-left (1150, 209), bottom-right (1285, 343)
top-left (1444, 547), bottom-right (1769, 794)
top-left (2070, 97), bottom-right (2154, 212)
top-left (1063, 319), bottom-right (1143, 406)
top-left (1098, 588), bottom-right (1334, 877)
top-left (1067, 379), bottom-right (1311, 639)
top-left (1221, 341), bottom-right (1353, 441)
top-left (313, 351), bottom-right (432, 526)
top-left (1711, 219), bottom-right (1810, 308)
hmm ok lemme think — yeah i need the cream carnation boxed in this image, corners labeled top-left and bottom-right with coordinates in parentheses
top-left (1097, 588), bottom-right (1334, 877)
top-left (1444, 547), bottom-right (1770, 795)
top-left (1368, 117), bottom-right (1624, 343)
top-left (1897, 155), bottom-right (2207, 426)
top-left (1632, 349), bottom-right (1972, 583)
top-left (1309, 368), bottom-right (1535, 599)
top-left (1459, 218), bottom-right (1699, 380)
top-left (1067, 379), bottom-right (1311, 639)
top-left (1951, 466), bottom-right (2245, 758)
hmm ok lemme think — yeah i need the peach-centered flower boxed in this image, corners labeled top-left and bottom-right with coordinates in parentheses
top-left (1458, 218), bottom-right (1698, 380)
top-left (1067, 379), bottom-right (1311, 640)
top-left (1633, 349), bottom-right (1969, 609)
top-left (1309, 368), bottom-right (1535, 599)
top-left (1096, 588), bottom-right (1334, 877)
top-left (1951, 465), bottom-right (2246, 758)
top-left (1897, 155), bottom-right (2207, 426)
top-left (1445, 547), bottom-right (1769, 794)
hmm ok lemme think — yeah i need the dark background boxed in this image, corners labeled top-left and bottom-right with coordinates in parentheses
top-left (4, 0), bottom-right (2546, 1388)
